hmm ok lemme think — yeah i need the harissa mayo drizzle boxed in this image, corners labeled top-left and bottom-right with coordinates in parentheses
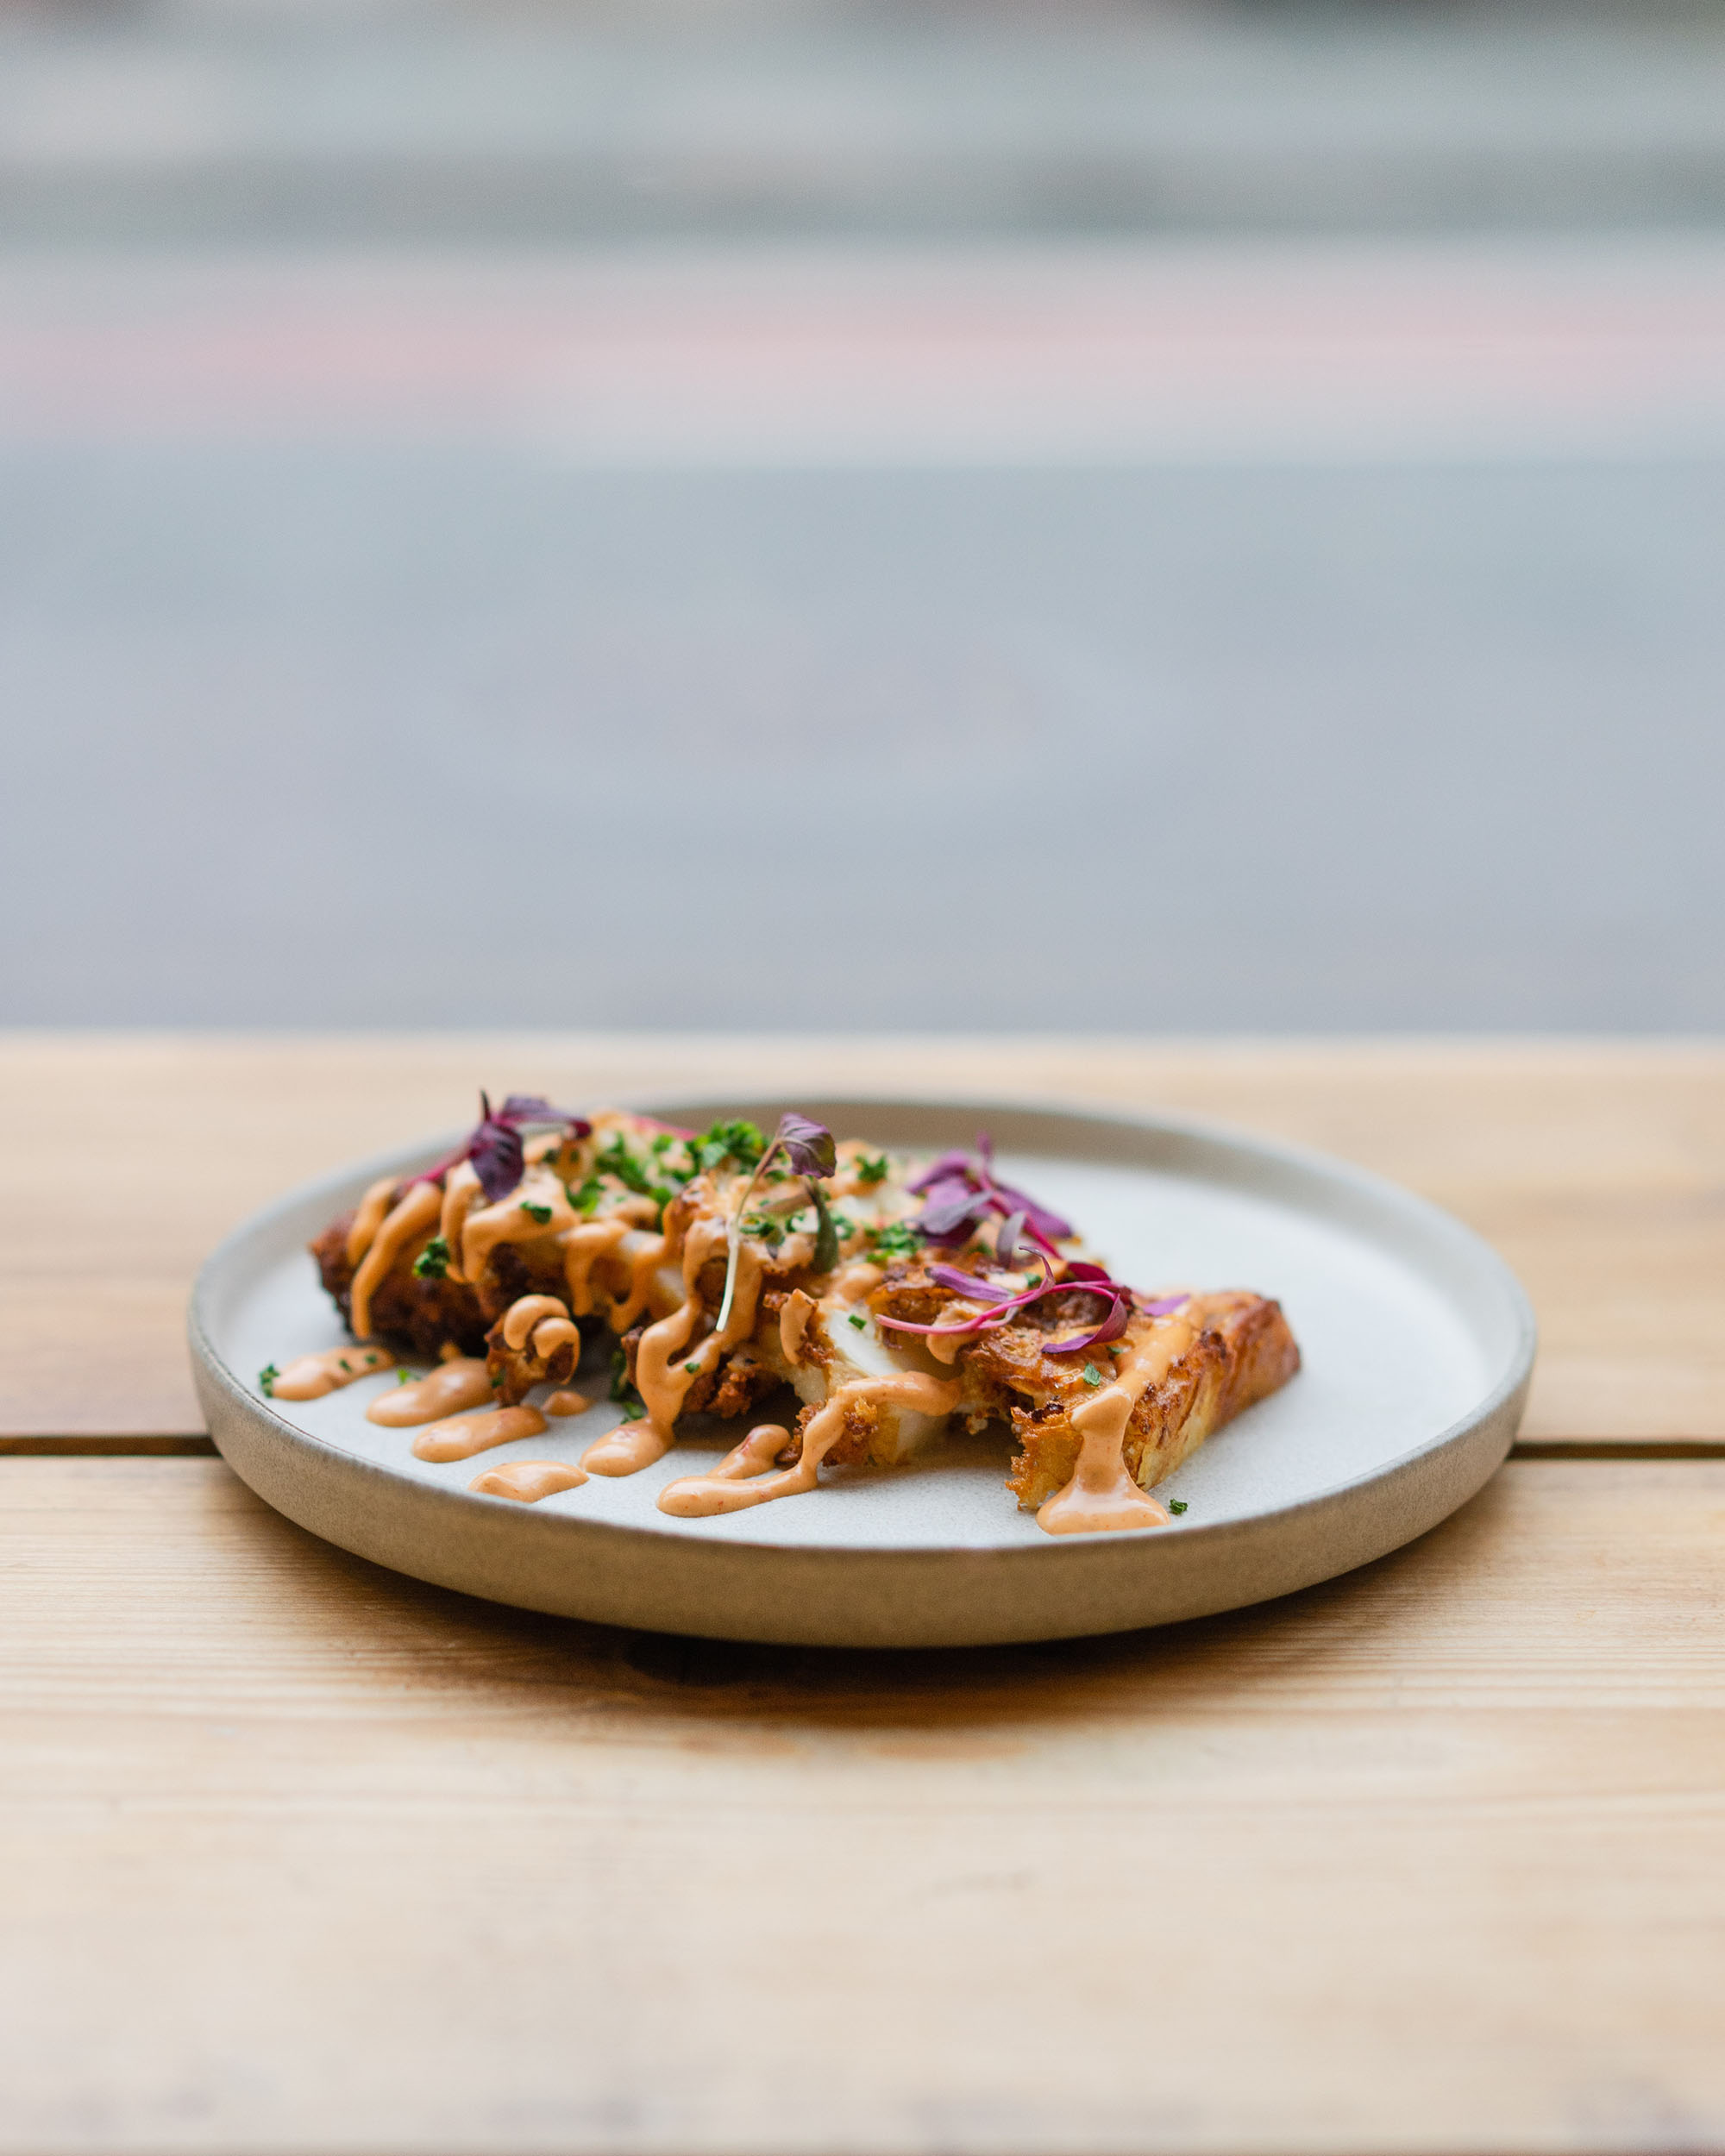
top-left (313, 1130), bottom-right (1189, 1534)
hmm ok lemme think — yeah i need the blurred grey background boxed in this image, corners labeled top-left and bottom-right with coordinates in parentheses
top-left (1, 0), bottom-right (1722, 1031)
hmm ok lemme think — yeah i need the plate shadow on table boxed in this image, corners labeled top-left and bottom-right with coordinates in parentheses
top-left (210, 1451), bottom-right (1517, 1733)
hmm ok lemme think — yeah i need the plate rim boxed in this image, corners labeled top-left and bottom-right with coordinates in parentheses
top-left (187, 1091), bottom-right (1536, 1642)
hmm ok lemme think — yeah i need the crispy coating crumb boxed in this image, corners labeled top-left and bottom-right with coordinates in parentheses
top-left (306, 1130), bottom-right (1301, 1514)
top-left (310, 1209), bottom-right (488, 1360)
top-left (484, 1310), bottom-right (581, 1406)
top-left (1006, 1292), bottom-right (1301, 1510)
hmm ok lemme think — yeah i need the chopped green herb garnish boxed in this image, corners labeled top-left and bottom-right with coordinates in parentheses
top-left (1082, 1363), bottom-right (1102, 1387)
top-left (412, 1235), bottom-right (450, 1281)
top-left (741, 1210), bottom-right (787, 1249)
top-left (568, 1176), bottom-right (604, 1216)
top-left (258, 1363), bottom-right (279, 1397)
top-left (869, 1219), bottom-right (925, 1263)
top-left (519, 1200), bottom-right (553, 1225)
top-left (397, 1367), bottom-right (412, 1386)
top-left (1168, 1499), bottom-right (1189, 1515)
top-left (698, 1118), bottom-right (766, 1174)
top-left (598, 1132), bottom-right (656, 1198)
top-left (848, 1312), bottom-right (867, 1331)
top-left (608, 1347), bottom-right (651, 1420)
top-left (644, 1131), bottom-right (696, 1190)
top-left (685, 1359), bottom-right (702, 1376)
top-left (855, 1152), bottom-right (889, 1184)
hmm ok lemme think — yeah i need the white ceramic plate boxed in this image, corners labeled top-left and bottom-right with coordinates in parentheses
top-left (189, 1096), bottom-right (1534, 1647)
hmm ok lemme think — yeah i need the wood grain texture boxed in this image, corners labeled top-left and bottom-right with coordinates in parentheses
top-left (1, 1454), bottom-right (1722, 2155)
top-left (4, 1032), bottom-right (1724, 1438)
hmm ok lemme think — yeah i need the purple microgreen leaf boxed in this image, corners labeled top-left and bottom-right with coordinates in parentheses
top-left (718, 1111), bottom-right (831, 1334)
top-left (906, 1149), bottom-right (979, 1197)
top-left (411, 1087), bottom-right (592, 1192)
top-left (879, 1242), bottom-right (1176, 1357)
top-left (1039, 1294), bottom-right (1134, 1355)
top-left (875, 1307), bottom-right (1014, 1339)
top-left (906, 1134), bottom-right (1073, 1243)
top-left (926, 1264), bottom-right (1019, 1304)
top-left (988, 1178), bottom-right (1073, 1243)
top-left (911, 1178), bottom-right (999, 1239)
top-left (467, 1117), bottom-right (525, 1204)
top-left (994, 1208), bottom-right (1027, 1269)
top-left (495, 1094), bottom-right (593, 1137)
top-left (777, 1114), bottom-right (837, 1180)
top-left (774, 1111), bottom-right (837, 1181)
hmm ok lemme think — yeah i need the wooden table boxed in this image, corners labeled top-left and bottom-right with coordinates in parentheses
top-left (5, 1035), bottom-right (1723, 2156)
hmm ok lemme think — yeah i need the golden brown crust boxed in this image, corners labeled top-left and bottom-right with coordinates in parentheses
top-left (788, 1392), bottom-right (886, 1470)
top-left (469, 1238), bottom-right (571, 1324)
top-left (483, 1311), bottom-right (580, 1406)
top-left (869, 1262), bottom-right (950, 1332)
top-left (1005, 1291), bottom-right (1301, 1511)
top-left (707, 1352), bottom-right (782, 1422)
top-left (310, 1210), bottom-right (489, 1361)
top-left (308, 1128), bottom-right (1301, 1518)
top-left (617, 1319), bottom-right (648, 1392)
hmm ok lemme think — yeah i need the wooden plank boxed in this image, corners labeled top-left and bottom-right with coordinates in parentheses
top-left (1, 1454), bottom-right (1722, 2154)
top-left (4, 1032), bottom-right (1724, 1439)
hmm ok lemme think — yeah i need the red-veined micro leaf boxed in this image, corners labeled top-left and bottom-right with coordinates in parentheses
top-left (774, 1112), bottom-right (837, 1181)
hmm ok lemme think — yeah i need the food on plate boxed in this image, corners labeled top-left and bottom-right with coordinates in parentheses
top-left (272, 1094), bottom-right (1300, 1536)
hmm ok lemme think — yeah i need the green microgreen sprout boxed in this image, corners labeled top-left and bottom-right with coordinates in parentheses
top-left (855, 1152), bottom-right (889, 1184)
top-left (259, 1363), bottom-right (279, 1398)
top-left (397, 1368), bottom-right (412, 1386)
top-left (808, 1181), bottom-right (841, 1271)
top-left (715, 1112), bottom-right (837, 1335)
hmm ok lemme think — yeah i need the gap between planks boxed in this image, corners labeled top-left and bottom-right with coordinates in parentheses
top-left (2, 1436), bottom-right (1723, 1459)
top-left (0, 1434), bottom-right (217, 1456)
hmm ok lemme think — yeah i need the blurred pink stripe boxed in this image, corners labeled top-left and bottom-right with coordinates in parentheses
top-left (3, 248), bottom-right (1723, 456)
